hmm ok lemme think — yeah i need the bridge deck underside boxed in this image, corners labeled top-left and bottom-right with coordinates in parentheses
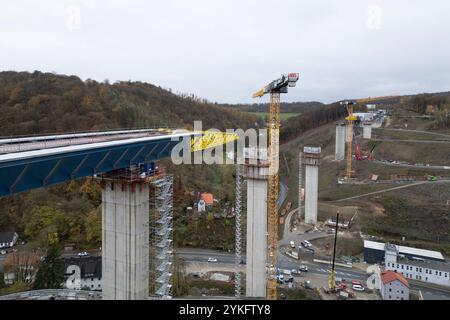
top-left (0, 136), bottom-right (187, 197)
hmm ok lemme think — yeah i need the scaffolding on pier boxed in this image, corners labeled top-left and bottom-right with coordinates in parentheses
top-left (234, 164), bottom-right (243, 298)
top-left (298, 150), bottom-right (304, 220)
top-left (149, 174), bottom-right (174, 299)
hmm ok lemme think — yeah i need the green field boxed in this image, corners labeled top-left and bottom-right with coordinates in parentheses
top-left (247, 112), bottom-right (300, 121)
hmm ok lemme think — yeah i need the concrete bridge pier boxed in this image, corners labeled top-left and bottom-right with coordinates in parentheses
top-left (100, 176), bottom-right (149, 300)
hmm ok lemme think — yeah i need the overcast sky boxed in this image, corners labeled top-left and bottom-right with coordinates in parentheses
top-left (1, 0), bottom-right (450, 104)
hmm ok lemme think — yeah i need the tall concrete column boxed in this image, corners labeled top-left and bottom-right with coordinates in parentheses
top-left (304, 165), bottom-right (318, 224)
top-left (243, 148), bottom-right (269, 298)
top-left (363, 122), bottom-right (372, 139)
top-left (335, 123), bottom-right (346, 161)
top-left (101, 180), bottom-right (149, 300)
top-left (303, 147), bottom-right (321, 225)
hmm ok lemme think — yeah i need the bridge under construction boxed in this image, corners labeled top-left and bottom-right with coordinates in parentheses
top-left (0, 73), bottom-right (304, 300)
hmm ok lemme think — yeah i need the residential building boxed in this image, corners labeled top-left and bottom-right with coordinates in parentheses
top-left (197, 199), bottom-right (206, 213)
top-left (363, 240), bottom-right (444, 264)
top-left (0, 231), bottom-right (19, 249)
top-left (63, 256), bottom-right (102, 291)
top-left (380, 270), bottom-right (410, 300)
top-left (3, 251), bottom-right (42, 285)
top-left (201, 193), bottom-right (214, 206)
top-left (384, 243), bottom-right (450, 287)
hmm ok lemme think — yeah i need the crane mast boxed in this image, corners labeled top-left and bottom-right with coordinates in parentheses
top-left (253, 73), bottom-right (299, 300)
top-left (342, 95), bottom-right (397, 179)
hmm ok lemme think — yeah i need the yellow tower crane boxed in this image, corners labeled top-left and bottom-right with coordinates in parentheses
top-left (341, 95), bottom-right (399, 179)
top-left (253, 73), bottom-right (299, 300)
top-left (341, 101), bottom-right (357, 179)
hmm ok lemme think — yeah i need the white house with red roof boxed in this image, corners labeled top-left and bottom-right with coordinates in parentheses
top-left (380, 270), bottom-right (410, 300)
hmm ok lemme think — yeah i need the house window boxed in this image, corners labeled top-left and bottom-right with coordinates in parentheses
top-left (416, 267), bottom-right (419, 272)
top-left (389, 295), bottom-right (391, 299)
top-left (401, 265), bottom-right (404, 269)
top-left (397, 264), bottom-right (399, 268)
top-left (389, 288), bottom-right (392, 292)
top-left (420, 268), bottom-right (422, 272)
top-left (401, 298), bottom-right (404, 300)
top-left (91, 277), bottom-right (94, 281)
top-left (98, 284), bottom-right (101, 287)
top-left (401, 290), bottom-right (404, 294)
top-left (445, 273), bottom-right (448, 278)
top-left (436, 271), bottom-right (438, 275)
top-left (426, 277), bottom-right (428, 281)
top-left (91, 284), bottom-right (94, 288)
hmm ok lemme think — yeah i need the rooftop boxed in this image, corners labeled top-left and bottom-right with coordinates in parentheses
top-left (0, 231), bottom-right (17, 243)
top-left (364, 240), bottom-right (445, 261)
top-left (63, 256), bottom-right (102, 278)
top-left (201, 193), bottom-right (214, 205)
top-left (381, 271), bottom-right (409, 288)
top-left (397, 256), bottom-right (450, 273)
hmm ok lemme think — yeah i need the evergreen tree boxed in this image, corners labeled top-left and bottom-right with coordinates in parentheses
top-left (33, 246), bottom-right (63, 289)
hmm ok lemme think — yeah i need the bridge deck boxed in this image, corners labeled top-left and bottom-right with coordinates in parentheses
top-left (0, 130), bottom-right (195, 197)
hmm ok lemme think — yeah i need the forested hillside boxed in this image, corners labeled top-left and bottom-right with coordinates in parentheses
top-left (0, 71), bottom-right (259, 251)
top-left (399, 92), bottom-right (450, 128)
top-left (280, 103), bottom-right (349, 142)
top-left (227, 101), bottom-right (323, 113)
top-left (0, 71), bottom-right (258, 136)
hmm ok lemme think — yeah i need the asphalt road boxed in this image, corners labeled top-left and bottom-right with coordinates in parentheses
top-left (373, 159), bottom-right (450, 170)
top-left (375, 128), bottom-right (450, 139)
top-left (176, 248), bottom-right (450, 300)
top-left (177, 248), bottom-right (365, 281)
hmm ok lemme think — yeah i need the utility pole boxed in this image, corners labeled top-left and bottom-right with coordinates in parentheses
top-left (329, 211), bottom-right (339, 291)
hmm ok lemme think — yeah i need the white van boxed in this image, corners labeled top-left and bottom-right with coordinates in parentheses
top-left (290, 241), bottom-right (295, 248)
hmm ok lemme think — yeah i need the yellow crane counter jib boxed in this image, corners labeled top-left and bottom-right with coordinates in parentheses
top-left (190, 131), bottom-right (239, 152)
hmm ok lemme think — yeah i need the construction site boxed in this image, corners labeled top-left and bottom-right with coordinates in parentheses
top-left (1, 72), bottom-right (450, 302)
top-left (1, 2), bottom-right (450, 307)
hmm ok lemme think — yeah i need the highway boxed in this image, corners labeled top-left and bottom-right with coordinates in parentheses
top-left (177, 248), bottom-right (366, 281)
top-left (176, 248), bottom-right (450, 300)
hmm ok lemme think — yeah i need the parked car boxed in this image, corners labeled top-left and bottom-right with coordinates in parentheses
top-left (290, 241), bottom-right (295, 248)
top-left (299, 265), bottom-right (308, 272)
top-left (351, 280), bottom-right (365, 291)
top-left (352, 284), bottom-right (365, 291)
top-left (78, 251), bottom-right (88, 257)
top-left (207, 257), bottom-right (217, 263)
top-left (291, 269), bottom-right (301, 275)
top-left (301, 240), bottom-right (312, 248)
top-left (284, 276), bottom-right (294, 284)
top-left (0, 250), bottom-right (7, 255)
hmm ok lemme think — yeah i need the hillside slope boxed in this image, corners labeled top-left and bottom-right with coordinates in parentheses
top-left (0, 71), bottom-right (259, 136)
top-left (0, 71), bottom-right (258, 251)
